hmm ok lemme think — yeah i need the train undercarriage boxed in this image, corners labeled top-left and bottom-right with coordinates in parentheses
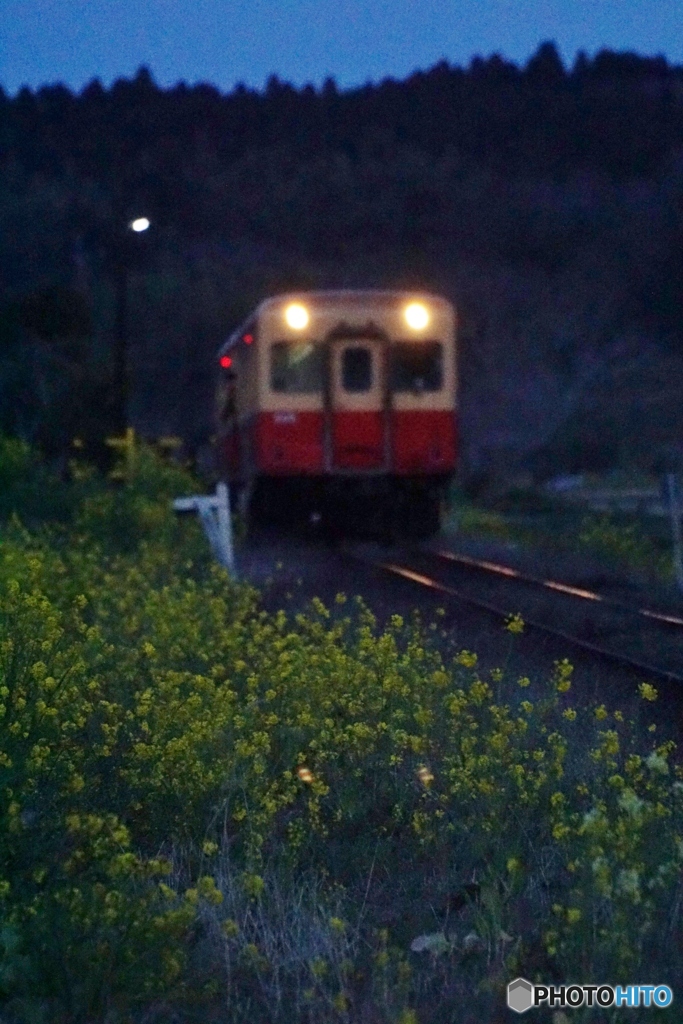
top-left (245, 474), bottom-right (447, 539)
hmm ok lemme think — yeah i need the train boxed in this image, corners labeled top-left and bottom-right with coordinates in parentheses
top-left (215, 290), bottom-right (457, 537)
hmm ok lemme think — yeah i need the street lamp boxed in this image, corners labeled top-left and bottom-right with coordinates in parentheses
top-left (112, 216), bottom-right (151, 437)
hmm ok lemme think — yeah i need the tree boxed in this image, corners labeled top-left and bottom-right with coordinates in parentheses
top-left (525, 42), bottom-right (566, 89)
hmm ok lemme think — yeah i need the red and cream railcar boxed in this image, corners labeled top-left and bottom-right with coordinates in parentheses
top-left (215, 290), bottom-right (457, 536)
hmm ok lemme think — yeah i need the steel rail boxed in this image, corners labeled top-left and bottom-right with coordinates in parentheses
top-left (431, 548), bottom-right (683, 628)
top-left (351, 552), bottom-right (683, 685)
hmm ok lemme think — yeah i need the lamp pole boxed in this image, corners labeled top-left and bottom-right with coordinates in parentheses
top-left (112, 217), bottom-right (150, 438)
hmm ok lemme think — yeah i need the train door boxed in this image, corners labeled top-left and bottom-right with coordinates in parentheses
top-left (328, 340), bottom-right (387, 471)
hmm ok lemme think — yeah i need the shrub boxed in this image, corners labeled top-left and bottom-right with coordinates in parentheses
top-left (72, 437), bottom-right (209, 556)
top-left (0, 435), bottom-right (76, 525)
top-left (0, 447), bottom-right (682, 1021)
top-left (1, 531), bottom-right (682, 1021)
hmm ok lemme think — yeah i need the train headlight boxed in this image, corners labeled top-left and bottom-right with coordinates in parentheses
top-left (284, 303), bottom-right (309, 330)
top-left (404, 302), bottom-right (430, 330)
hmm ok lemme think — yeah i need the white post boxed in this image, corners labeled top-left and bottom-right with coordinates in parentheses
top-left (196, 504), bottom-right (223, 564)
top-left (172, 482), bottom-right (236, 576)
top-left (215, 481), bottom-right (235, 573)
top-left (666, 473), bottom-right (683, 594)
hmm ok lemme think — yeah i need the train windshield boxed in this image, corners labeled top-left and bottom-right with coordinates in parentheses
top-left (342, 347), bottom-right (373, 392)
top-left (271, 341), bottom-right (324, 393)
top-left (391, 342), bottom-right (443, 392)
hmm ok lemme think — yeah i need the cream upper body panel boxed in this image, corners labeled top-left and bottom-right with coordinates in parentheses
top-left (224, 291), bottom-right (456, 415)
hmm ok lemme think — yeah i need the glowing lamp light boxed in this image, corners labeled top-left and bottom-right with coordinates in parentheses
top-left (130, 217), bottom-right (150, 233)
top-left (404, 302), bottom-right (430, 330)
top-left (219, 355), bottom-right (232, 369)
top-left (284, 303), bottom-right (309, 330)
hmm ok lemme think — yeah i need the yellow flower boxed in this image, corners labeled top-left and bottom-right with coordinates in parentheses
top-left (505, 613), bottom-right (525, 634)
top-left (456, 650), bottom-right (477, 668)
top-left (69, 774), bottom-right (85, 793)
top-left (554, 659), bottom-right (573, 692)
top-left (638, 682), bottom-right (658, 702)
top-left (398, 1011), bottom-right (418, 1024)
top-left (552, 823), bottom-right (570, 840)
top-left (310, 957), bottom-right (328, 978)
top-left (594, 705), bottom-right (608, 721)
top-left (197, 875), bottom-right (223, 905)
top-left (242, 873), bottom-right (265, 899)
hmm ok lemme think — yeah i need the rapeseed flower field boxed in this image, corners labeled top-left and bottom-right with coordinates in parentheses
top-left (0, 437), bottom-right (681, 1022)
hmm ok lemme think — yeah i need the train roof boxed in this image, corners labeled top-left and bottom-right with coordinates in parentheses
top-left (259, 289), bottom-right (452, 308)
top-left (218, 289), bottom-right (454, 355)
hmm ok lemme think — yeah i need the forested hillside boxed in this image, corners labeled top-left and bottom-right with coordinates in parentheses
top-left (1, 42), bottom-right (682, 478)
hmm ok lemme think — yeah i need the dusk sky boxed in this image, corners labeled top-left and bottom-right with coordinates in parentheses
top-left (2, 0), bottom-right (683, 96)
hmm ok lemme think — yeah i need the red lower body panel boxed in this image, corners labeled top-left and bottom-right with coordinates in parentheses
top-left (255, 411), bottom-right (324, 474)
top-left (332, 411), bottom-right (384, 469)
top-left (223, 409), bottom-right (457, 479)
top-left (391, 410), bottom-right (457, 474)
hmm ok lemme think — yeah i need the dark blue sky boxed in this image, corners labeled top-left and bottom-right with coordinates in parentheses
top-left (2, 0), bottom-right (682, 96)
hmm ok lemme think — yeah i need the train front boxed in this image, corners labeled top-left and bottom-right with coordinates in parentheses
top-left (217, 290), bottom-right (457, 537)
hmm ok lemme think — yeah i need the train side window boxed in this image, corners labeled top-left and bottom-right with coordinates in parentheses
top-left (391, 342), bottom-right (443, 392)
top-left (271, 341), bottom-right (324, 393)
top-left (342, 347), bottom-right (372, 392)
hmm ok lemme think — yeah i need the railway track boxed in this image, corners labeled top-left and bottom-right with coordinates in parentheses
top-left (344, 544), bottom-right (683, 685)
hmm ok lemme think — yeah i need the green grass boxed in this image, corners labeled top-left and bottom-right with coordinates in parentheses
top-left (447, 483), bottom-right (675, 584)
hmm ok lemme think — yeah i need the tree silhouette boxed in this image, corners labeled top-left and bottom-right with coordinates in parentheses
top-left (1, 47), bottom-right (683, 470)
